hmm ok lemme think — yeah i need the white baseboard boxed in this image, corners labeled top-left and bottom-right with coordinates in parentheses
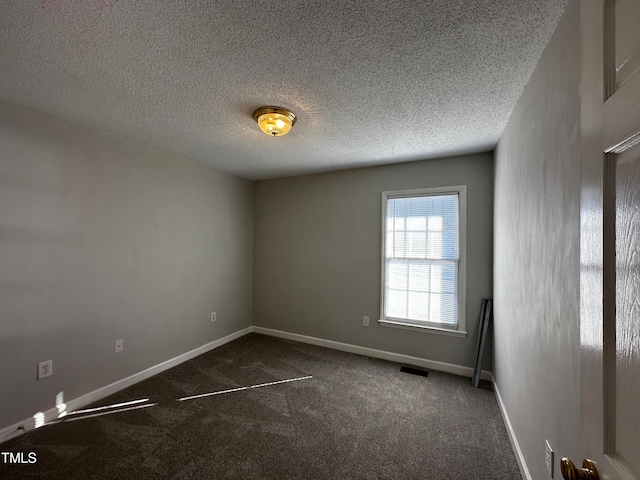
top-left (0, 326), bottom-right (253, 445)
top-left (252, 326), bottom-right (492, 381)
top-left (492, 375), bottom-right (531, 480)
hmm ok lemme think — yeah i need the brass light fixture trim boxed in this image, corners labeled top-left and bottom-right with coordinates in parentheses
top-left (253, 106), bottom-right (296, 137)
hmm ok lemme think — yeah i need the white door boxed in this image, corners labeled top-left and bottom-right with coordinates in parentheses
top-left (579, 1), bottom-right (640, 479)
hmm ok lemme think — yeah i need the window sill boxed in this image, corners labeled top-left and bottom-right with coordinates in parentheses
top-left (378, 319), bottom-right (467, 338)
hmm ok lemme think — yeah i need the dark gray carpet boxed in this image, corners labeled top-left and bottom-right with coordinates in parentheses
top-left (0, 333), bottom-right (521, 479)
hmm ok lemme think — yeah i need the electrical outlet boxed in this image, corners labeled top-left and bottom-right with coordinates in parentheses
top-left (37, 360), bottom-right (53, 380)
top-left (545, 440), bottom-right (554, 478)
top-left (211, 312), bottom-right (217, 322)
top-left (362, 316), bottom-right (370, 327)
top-left (114, 339), bottom-right (124, 353)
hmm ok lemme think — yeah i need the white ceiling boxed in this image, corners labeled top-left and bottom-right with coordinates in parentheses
top-left (0, 0), bottom-right (567, 181)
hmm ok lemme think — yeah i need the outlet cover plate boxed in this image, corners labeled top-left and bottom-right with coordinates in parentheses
top-left (545, 439), bottom-right (554, 478)
top-left (362, 316), bottom-right (370, 327)
top-left (37, 360), bottom-right (53, 380)
top-left (211, 312), bottom-right (217, 322)
top-left (114, 339), bottom-right (124, 353)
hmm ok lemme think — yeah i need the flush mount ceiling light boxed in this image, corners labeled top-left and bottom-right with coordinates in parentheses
top-left (253, 106), bottom-right (296, 137)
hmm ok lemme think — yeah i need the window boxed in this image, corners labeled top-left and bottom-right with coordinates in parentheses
top-left (380, 186), bottom-right (466, 337)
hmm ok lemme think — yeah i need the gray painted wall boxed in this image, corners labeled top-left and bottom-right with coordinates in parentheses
top-left (253, 154), bottom-right (494, 370)
top-left (494, 1), bottom-right (580, 478)
top-left (0, 99), bottom-right (253, 430)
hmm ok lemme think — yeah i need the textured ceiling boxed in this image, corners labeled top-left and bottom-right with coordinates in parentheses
top-left (0, 0), bottom-right (567, 180)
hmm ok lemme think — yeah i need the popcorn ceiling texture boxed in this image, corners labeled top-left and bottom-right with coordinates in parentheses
top-left (0, 0), bottom-right (568, 180)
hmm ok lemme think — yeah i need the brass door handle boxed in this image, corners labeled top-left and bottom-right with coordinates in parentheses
top-left (560, 458), bottom-right (599, 480)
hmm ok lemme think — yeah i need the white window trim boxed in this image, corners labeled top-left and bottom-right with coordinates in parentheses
top-left (379, 186), bottom-right (467, 338)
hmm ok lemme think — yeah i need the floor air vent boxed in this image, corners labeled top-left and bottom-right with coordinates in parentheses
top-left (400, 365), bottom-right (428, 377)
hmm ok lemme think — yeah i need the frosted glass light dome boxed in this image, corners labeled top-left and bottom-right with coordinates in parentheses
top-left (253, 107), bottom-right (296, 137)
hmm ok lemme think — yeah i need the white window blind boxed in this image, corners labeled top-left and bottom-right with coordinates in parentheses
top-left (383, 192), bottom-right (460, 328)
